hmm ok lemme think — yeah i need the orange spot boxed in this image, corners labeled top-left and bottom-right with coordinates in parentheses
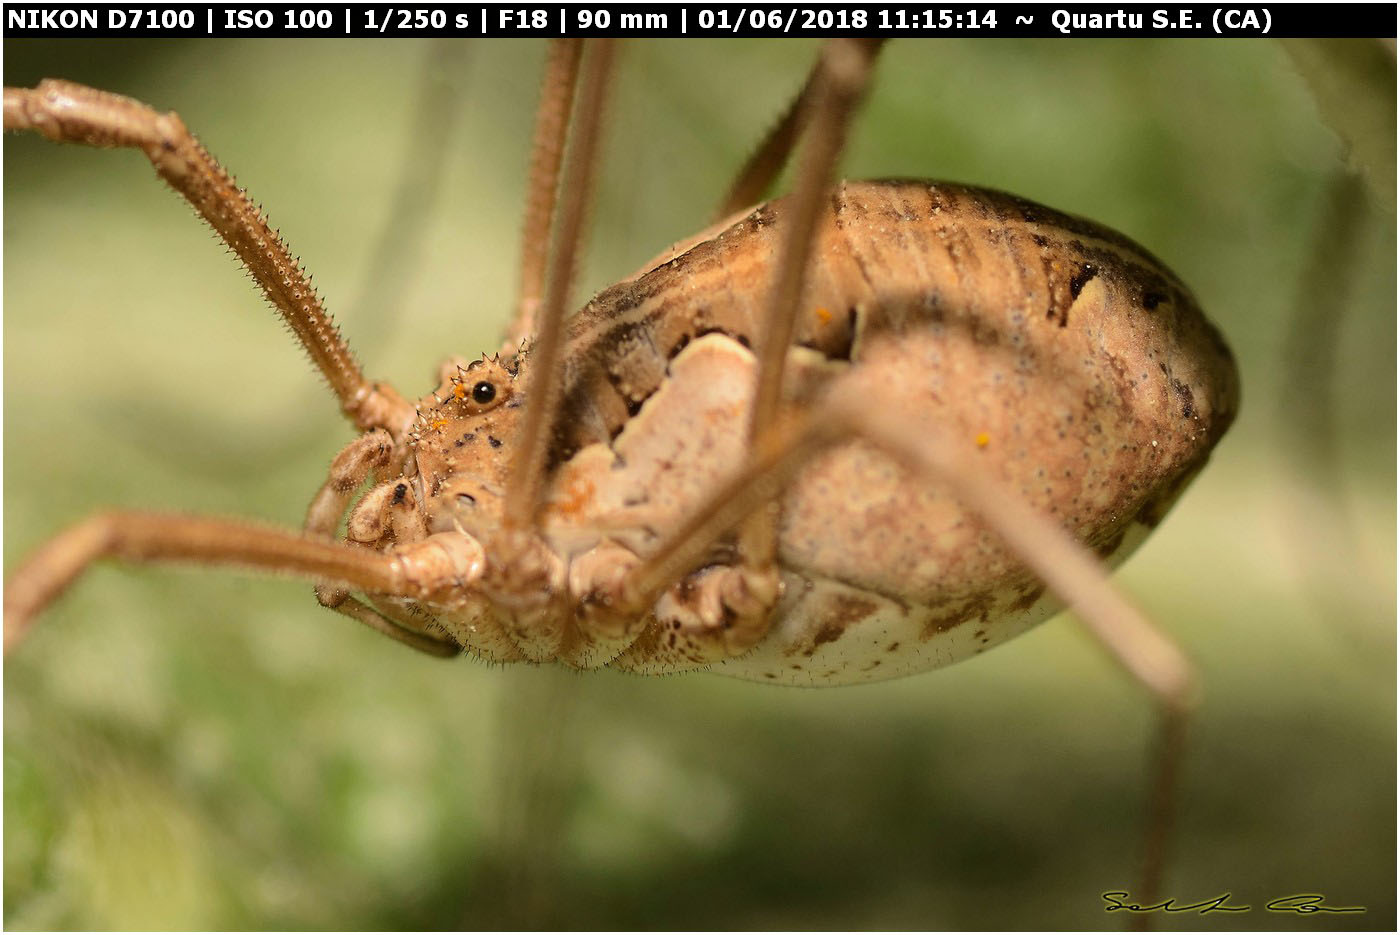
top-left (556, 479), bottom-right (596, 517)
top-left (975, 432), bottom-right (991, 448)
top-left (815, 306), bottom-right (832, 324)
top-left (431, 419), bottom-right (448, 431)
top-left (452, 383), bottom-right (467, 400)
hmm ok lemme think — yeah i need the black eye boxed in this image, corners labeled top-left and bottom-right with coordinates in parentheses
top-left (471, 381), bottom-right (496, 405)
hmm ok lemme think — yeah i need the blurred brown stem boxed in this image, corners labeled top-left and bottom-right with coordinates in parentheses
top-left (1278, 168), bottom-right (1388, 654)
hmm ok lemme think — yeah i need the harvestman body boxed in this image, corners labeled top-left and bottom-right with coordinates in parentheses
top-left (438, 178), bottom-right (1236, 684)
top-left (3, 40), bottom-right (1237, 908)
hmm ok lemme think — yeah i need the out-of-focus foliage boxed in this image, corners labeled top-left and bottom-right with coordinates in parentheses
top-left (4, 39), bottom-right (1394, 930)
top-left (1281, 38), bottom-right (1396, 205)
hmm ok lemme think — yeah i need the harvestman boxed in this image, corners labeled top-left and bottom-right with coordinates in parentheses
top-left (3, 40), bottom-right (1237, 911)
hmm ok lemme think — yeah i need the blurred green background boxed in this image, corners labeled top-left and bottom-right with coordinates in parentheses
top-left (4, 39), bottom-right (1394, 930)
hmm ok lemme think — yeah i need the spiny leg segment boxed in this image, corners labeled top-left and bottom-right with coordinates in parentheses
top-left (2, 79), bottom-right (414, 438)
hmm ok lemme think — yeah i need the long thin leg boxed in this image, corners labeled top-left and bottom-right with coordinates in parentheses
top-left (738, 39), bottom-right (877, 574)
top-left (2, 81), bottom-right (413, 437)
top-left (1135, 710), bottom-right (1188, 927)
top-left (618, 394), bottom-right (1195, 909)
top-left (2, 512), bottom-right (475, 656)
top-left (313, 591), bottom-right (458, 657)
top-left (504, 40), bottom-right (616, 533)
top-left (714, 39), bottom-right (886, 220)
top-left (503, 39), bottom-right (586, 354)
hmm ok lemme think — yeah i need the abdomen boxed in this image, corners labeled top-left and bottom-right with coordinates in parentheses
top-left (550, 180), bottom-right (1238, 684)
